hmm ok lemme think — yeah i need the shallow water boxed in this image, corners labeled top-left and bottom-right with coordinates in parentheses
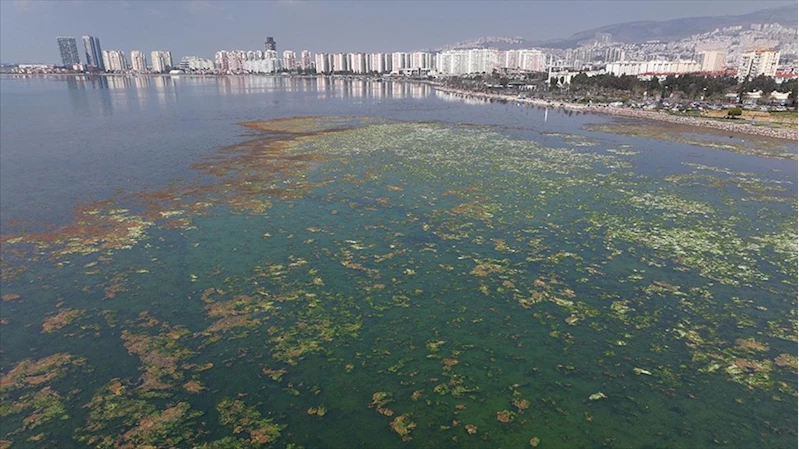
top-left (0, 75), bottom-right (796, 449)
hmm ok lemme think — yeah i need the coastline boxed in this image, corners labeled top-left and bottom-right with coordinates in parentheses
top-left (431, 85), bottom-right (798, 141)
top-left (3, 72), bottom-right (795, 141)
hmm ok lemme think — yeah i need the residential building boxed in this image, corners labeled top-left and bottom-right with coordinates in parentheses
top-left (82, 35), bottom-right (104, 70)
top-left (392, 52), bottom-right (409, 73)
top-left (315, 53), bottom-right (331, 74)
top-left (369, 53), bottom-right (386, 73)
top-left (737, 49), bottom-right (780, 80)
top-left (283, 51), bottom-right (296, 70)
top-left (264, 37), bottom-right (277, 52)
top-left (697, 50), bottom-right (726, 72)
top-left (130, 50), bottom-right (147, 72)
top-left (604, 47), bottom-right (626, 63)
top-left (180, 56), bottom-right (214, 71)
top-left (102, 50), bottom-right (128, 72)
top-left (349, 53), bottom-right (367, 73)
top-left (333, 53), bottom-right (349, 72)
top-left (411, 52), bottom-right (433, 70)
top-left (151, 51), bottom-right (173, 73)
top-left (605, 60), bottom-right (701, 76)
top-left (517, 49), bottom-right (546, 72)
top-left (57, 37), bottom-right (81, 66)
top-left (300, 50), bottom-right (313, 71)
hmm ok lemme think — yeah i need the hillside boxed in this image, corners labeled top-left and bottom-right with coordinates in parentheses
top-left (538, 4), bottom-right (798, 48)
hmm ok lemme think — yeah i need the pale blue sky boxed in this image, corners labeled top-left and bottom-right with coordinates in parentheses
top-left (0, 0), bottom-right (793, 63)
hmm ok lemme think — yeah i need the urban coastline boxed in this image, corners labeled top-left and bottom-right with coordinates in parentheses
top-left (7, 31), bottom-right (795, 142)
top-left (430, 85), bottom-right (798, 140)
top-left (7, 70), bottom-right (795, 141)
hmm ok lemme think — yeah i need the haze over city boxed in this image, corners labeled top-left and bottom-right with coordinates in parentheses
top-left (0, 0), bottom-right (795, 63)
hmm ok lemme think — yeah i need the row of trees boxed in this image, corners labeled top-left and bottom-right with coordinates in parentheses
top-left (563, 73), bottom-right (795, 104)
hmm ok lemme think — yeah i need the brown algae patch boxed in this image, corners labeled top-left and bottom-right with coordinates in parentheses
top-left (585, 122), bottom-right (796, 160)
top-left (41, 308), bottom-right (85, 333)
top-left (217, 398), bottom-right (284, 445)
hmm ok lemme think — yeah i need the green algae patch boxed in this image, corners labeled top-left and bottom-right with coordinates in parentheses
top-left (217, 398), bottom-right (284, 446)
top-left (0, 115), bottom-right (796, 448)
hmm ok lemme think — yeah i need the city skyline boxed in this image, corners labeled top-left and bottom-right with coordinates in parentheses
top-left (0, 0), bottom-right (794, 64)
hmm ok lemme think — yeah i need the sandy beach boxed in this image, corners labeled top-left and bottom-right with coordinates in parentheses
top-left (432, 86), bottom-right (798, 141)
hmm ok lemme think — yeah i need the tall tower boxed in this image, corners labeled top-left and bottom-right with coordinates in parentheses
top-left (57, 37), bottom-right (81, 66)
top-left (82, 35), bottom-right (105, 71)
top-left (264, 37), bottom-right (277, 52)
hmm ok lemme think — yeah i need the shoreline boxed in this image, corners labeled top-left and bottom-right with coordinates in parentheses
top-left (431, 86), bottom-right (798, 141)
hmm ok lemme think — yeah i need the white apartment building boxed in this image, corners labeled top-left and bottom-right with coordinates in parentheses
top-left (333, 53), bottom-right (349, 72)
top-left (349, 53), bottom-right (367, 73)
top-left (369, 53), bottom-right (386, 73)
top-left (392, 52), bottom-right (410, 73)
top-left (130, 50), bottom-right (147, 72)
top-left (411, 52), bottom-right (433, 70)
top-left (697, 50), bottom-right (726, 72)
top-left (516, 49), bottom-right (546, 72)
top-left (737, 49), bottom-right (780, 80)
top-left (151, 51), bottom-right (173, 73)
top-left (605, 60), bottom-right (701, 76)
top-left (102, 50), bottom-right (128, 72)
top-left (283, 51), bottom-right (296, 70)
top-left (180, 56), bottom-right (213, 71)
top-left (300, 50), bottom-right (313, 71)
top-left (315, 53), bottom-right (331, 73)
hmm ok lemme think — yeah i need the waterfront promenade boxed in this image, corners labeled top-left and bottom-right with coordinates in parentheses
top-left (433, 85), bottom-right (798, 141)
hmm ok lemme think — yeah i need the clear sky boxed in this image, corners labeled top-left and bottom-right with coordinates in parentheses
top-left (0, 0), bottom-right (793, 63)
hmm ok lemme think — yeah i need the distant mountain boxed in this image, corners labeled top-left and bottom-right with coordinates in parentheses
top-left (435, 5), bottom-right (798, 51)
top-left (538, 5), bottom-right (798, 48)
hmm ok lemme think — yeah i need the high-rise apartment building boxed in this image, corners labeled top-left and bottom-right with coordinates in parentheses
top-left (102, 50), bottom-right (128, 72)
top-left (180, 56), bottom-right (214, 71)
top-left (82, 35), bottom-right (104, 70)
top-left (333, 53), bottom-right (349, 72)
top-left (737, 50), bottom-right (778, 80)
top-left (300, 50), bottom-right (313, 71)
top-left (282, 51), bottom-right (297, 70)
top-left (151, 51), bottom-right (173, 73)
top-left (130, 50), bottom-right (147, 72)
top-left (604, 47), bottom-right (626, 63)
top-left (264, 37), bottom-right (277, 52)
top-left (349, 53), bottom-right (367, 73)
top-left (391, 52), bottom-right (409, 73)
top-left (57, 37), bottom-right (81, 67)
top-left (697, 50), bottom-right (726, 72)
top-left (369, 53), bottom-right (386, 74)
top-left (517, 49), bottom-right (546, 72)
top-left (411, 52), bottom-right (433, 70)
top-left (315, 53), bottom-right (331, 74)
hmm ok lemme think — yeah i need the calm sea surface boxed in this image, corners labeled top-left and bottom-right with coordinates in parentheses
top-left (0, 75), bottom-right (796, 448)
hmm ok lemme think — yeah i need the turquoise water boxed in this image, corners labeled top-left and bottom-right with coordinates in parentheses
top-left (0, 75), bottom-right (796, 448)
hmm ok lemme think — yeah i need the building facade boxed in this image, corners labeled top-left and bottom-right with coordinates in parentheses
top-left (57, 37), bottom-right (81, 67)
top-left (697, 50), bottom-right (726, 72)
top-left (737, 50), bottom-right (780, 81)
top-left (102, 50), bottom-right (128, 72)
top-left (130, 50), bottom-right (147, 72)
top-left (300, 50), bottom-right (313, 71)
top-left (82, 35), bottom-right (104, 71)
top-left (180, 56), bottom-right (214, 71)
top-left (283, 51), bottom-right (297, 71)
top-left (314, 53), bottom-right (331, 74)
top-left (151, 51), bottom-right (174, 73)
top-left (605, 60), bottom-right (701, 76)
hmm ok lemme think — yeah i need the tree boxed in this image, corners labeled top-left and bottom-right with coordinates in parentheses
top-left (727, 107), bottom-right (743, 118)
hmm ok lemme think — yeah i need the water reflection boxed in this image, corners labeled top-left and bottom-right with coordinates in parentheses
top-left (11, 75), bottom-right (434, 115)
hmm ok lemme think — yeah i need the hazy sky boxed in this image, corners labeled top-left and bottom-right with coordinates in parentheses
top-left (0, 0), bottom-right (793, 63)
